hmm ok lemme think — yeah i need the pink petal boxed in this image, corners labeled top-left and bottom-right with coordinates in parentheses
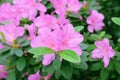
top-left (103, 56), bottom-right (110, 68)
top-left (70, 46), bottom-right (82, 56)
top-left (68, 33), bottom-right (83, 47)
top-left (14, 27), bottom-right (24, 39)
top-left (92, 49), bottom-right (103, 59)
top-left (87, 25), bottom-right (94, 33)
top-left (36, 3), bottom-right (47, 12)
top-left (28, 9), bottom-right (37, 20)
top-left (42, 53), bottom-right (55, 66)
top-left (94, 22), bottom-right (104, 31)
top-left (28, 71), bottom-right (40, 80)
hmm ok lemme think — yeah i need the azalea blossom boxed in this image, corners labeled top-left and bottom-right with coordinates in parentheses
top-left (0, 65), bottom-right (8, 79)
top-left (31, 23), bottom-right (83, 66)
top-left (13, 0), bottom-right (47, 20)
top-left (67, 0), bottom-right (83, 13)
top-left (0, 3), bottom-right (20, 25)
top-left (34, 13), bottom-right (70, 30)
top-left (49, 0), bottom-right (82, 16)
top-left (92, 38), bottom-right (115, 68)
top-left (0, 23), bottom-right (24, 47)
top-left (86, 10), bottom-right (104, 33)
top-left (34, 14), bottom-right (58, 30)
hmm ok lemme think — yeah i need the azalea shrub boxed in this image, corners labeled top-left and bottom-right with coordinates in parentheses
top-left (0, 0), bottom-right (120, 80)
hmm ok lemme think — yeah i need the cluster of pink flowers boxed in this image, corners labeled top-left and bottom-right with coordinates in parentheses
top-left (0, 0), bottom-right (84, 79)
top-left (0, 0), bottom-right (115, 79)
top-left (31, 23), bottom-right (83, 66)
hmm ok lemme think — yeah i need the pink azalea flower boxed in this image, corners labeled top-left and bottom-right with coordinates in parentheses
top-left (1, 23), bottom-right (24, 45)
top-left (28, 71), bottom-right (40, 80)
top-left (31, 23), bottom-right (83, 66)
top-left (57, 23), bottom-right (84, 55)
top-left (49, 0), bottom-right (82, 16)
top-left (67, 0), bottom-right (83, 13)
top-left (49, 0), bottom-right (67, 16)
top-left (86, 10), bottom-right (104, 33)
top-left (25, 24), bottom-right (36, 40)
top-left (31, 28), bottom-right (58, 65)
top-left (0, 3), bottom-right (20, 25)
top-left (34, 13), bottom-right (70, 30)
top-left (0, 65), bottom-right (8, 79)
top-left (92, 38), bottom-right (115, 68)
top-left (33, 14), bottom-right (58, 30)
top-left (13, 0), bottom-right (47, 20)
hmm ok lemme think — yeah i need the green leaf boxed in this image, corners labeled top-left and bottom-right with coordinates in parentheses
top-left (0, 21), bottom-right (9, 25)
top-left (16, 57), bottom-right (26, 71)
top-left (61, 61), bottom-right (73, 79)
top-left (7, 69), bottom-right (16, 80)
top-left (99, 31), bottom-right (106, 39)
top-left (15, 48), bottom-right (23, 57)
top-left (91, 62), bottom-right (102, 71)
top-left (0, 47), bottom-right (10, 54)
top-left (2, 42), bottom-right (11, 46)
top-left (100, 68), bottom-right (109, 80)
top-left (80, 43), bottom-right (88, 50)
top-left (53, 56), bottom-right (61, 70)
top-left (112, 17), bottom-right (120, 25)
top-left (42, 64), bottom-right (55, 74)
top-left (87, 44), bottom-right (96, 52)
top-left (10, 48), bottom-right (15, 55)
top-left (35, 56), bottom-right (43, 63)
top-left (0, 32), bottom-right (6, 42)
top-left (81, 51), bottom-right (89, 62)
top-left (20, 40), bottom-right (30, 47)
top-left (114, 61), bottom-right (120, 74)
top-left (107, 60), bottom-right (113, 71)
top-left (55, 69), bottom-right (61, 79)
top-left (79, 62), bottom-right (88, 70)
top-left (75, 26), bottom-right (84, 32)
top-left (58, 50), bottom-right (81, 63)
top-left (28, 47), bottom-right (54, 58)
top-left (34, 65), bottom-right (40, 72)
top-left (73, 61), bottom-right (88, 70)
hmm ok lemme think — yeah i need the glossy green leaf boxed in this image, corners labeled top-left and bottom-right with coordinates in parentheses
top-left (16, 57), bottom-right (26, 71)
top-left (53, 56), bottom-right (61, 70)
top-left (114, 61), bottom-right (120, 74)
top-left (15, 49), bottom-right (23, 57)
top-left (61, 62), bottom-right (73, 79)
top-left (112, 17), bottom-right (120, 25)
top-left (75, 26), bottom-right (84, 32)
top-left (58, 50), bottom-right (81, 63)
top-left (91, 62), bottom-right (102, 71)
top-left (28, 47), bottom-right (54, 58)
top-left (100, 68), bottom-right (109, 80)
top-left (7, 69), bottom-right (16, 80)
